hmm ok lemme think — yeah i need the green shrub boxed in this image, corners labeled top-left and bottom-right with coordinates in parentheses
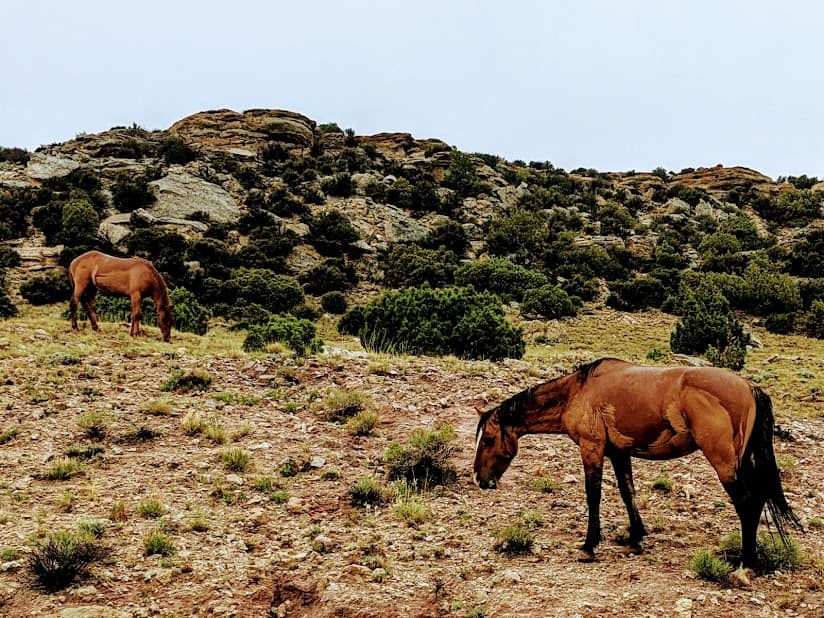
top-left (526, 476), bottom-right (558, 493)
top-left (597, 201), bottom-right (637, 236)
top-left (606, 277), bottom-right (668, 311)
top-left (754, 189), bottom-right (821, 226)
top-left (110, 172), bottom-right (156, 212)
top-left (652, 476), bottom-right (673, 492)
top-left (349, 476), bottom-right (386, 507)
top-left (790, 230), bottom-right (824, 278)
top-left (308, 210), bottom-right (359, 256)
top-left (158, 135), bottom-right (197, 164)
top-left (360, 286), bottom-right (524, 360)
top-left (60, 198), bottom-right (100, 247)
top-left (0, 281), bottom-right (16, 318)
top-left (455, 258), bottom-right (547, 301)
top-left (719, 214), bottom-right (762, 250)
top-left (45, 458), bottom-right (86, 481)
top-left (321, 291), bottom-right (348, 314)
top-left (446, 151), bottom-right (484, 197)
top-left (345, 411), bottom-right (380, 436)
top-left (765, 313), bottom-right (796, 334)
top-left (28, 529), bottom-right (103, 590)
top-left (223, 268), bottom-right (304, 315)
top-left (670, 284), bottom-right (748, 370)
top-left (320, 173), bottom-right (354, 198)
top-left (20, 270), bottom-right (71, 305)
top-left (804, 300), bottom-right (824, 339)
top-left (385, 425), bottom-right (457, 489)
top-left (738, 263), bottom-right (801, 316)
top-left (485, 210), bottom-right (548, 261)
top-left (689, 549), bottom-right (733, 582)
top-left (337, 305), bottom-right (365, 336)
top-left (0, 146), bottom-right (30, 164)
top-left (521, 285), bottom-right (578, 319)
top-left (699, 232), bottom-right (746, 273)
top-left (0, 246), bottom-right (21, 269)
top-left (243, 314), bottom-right (322, 354)
top-left (421, 221), bottom-right (469, 256)
top-left (168, 287), bottom-right (209, 335)
top-left (382, 244), bottom-right (458, 288)
top-left (299, 259), bottom-right (357, 295)
top-left (385, 177), bottom-right (414, 208)
top-left (800, 278), bottom-right (824, 309)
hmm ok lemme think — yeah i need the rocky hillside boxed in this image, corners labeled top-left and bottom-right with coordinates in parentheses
top-left (1, 108), bottom-right (823, 354)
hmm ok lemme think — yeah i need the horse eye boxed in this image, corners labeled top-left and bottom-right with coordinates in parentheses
top-left (483, 436), bottom-right (496, 446)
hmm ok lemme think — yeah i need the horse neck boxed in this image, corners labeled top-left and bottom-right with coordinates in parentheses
top-left (149, 270), bottom-right (170, 311)
top-left (516, 374), bottom-right (577, 436)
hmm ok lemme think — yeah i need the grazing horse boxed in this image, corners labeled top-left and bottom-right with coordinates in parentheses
top-left (473, 358), bottom-right (800, 567)
top-left (68, 251), bottom-right (173, 342)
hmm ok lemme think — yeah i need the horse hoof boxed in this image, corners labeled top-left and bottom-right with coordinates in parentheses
top-left (577, 549), bottom-right (597, 563)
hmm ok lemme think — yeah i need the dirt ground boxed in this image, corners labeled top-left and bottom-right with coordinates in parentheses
top-left (0, 318), bottom-right (822, 618)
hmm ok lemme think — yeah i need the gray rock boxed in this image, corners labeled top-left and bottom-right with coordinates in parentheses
top-left (148, 171), bottom-right (240, 223)
top-left (26, 153), bottom-right (81, 180)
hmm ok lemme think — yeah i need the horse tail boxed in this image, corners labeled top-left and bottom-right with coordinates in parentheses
top-left (745, 386), bottom-right (801, 544)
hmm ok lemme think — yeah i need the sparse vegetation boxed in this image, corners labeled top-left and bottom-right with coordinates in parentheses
top-left (28, 528), bottom-right (104, 590)
top-left (143, 530), bottom-right (175, 556)
top-left (322, 388), bottom-right (373, 422)
top-left (385, 425), bottom-right (457, 489)
top-left (161, 369), bottom-right (212, 393)
top-left (689, 549), bottom-right (733, 582)
top-left (221, 447), bottom-right (251, 471)
top-left (349, 476), bottom-right (387, 507)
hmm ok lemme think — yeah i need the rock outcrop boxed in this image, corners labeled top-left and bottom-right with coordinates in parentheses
top-left (148, 170), bottom-right (240, 223)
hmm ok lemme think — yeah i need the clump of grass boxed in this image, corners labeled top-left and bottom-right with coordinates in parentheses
top-left (181, 411), bottom-right (205, 435)
top-left (520, 509), bottom-right (544, 529)
top-left (652, 476), bottom-right (673, 492)
top-left (76, 410), bottom-right (111, 439)
top-left (109, 501), bottom-right (128, 522)
top-left (2, 547), bottom-right (19, 561)
top-left (64, 444), bottom-right (105, 460)
top-left (322, 389), bottom-right (373, 422)
top-left (28, 529), bottom-right (103, 590)
top-left (280, 457), bottom-right (300, 478)
top-left (526, 476), bottom-right (558, 493)
top-left (321, 469), bottom-right (341, 481)
top-left (345, 411), bottom-right (379, 436)
top-left (385, 425), bottom-right (457, 490)
top-left (690, 549), bottom-right (733, 582)
top-left (230, 422), bottom-right (253, 441)
top-left (393, 497), bottom-right (429, 527)
top-left (77, 519), bottom-right (107, 538)
top-left (271, 490), bottom-right (290, 504)
top-left (57, 492), bottom-right (75, 513)
top-left (144, 398), bottom-right (175, 416)
top-left (349, 476), bottom-right (387, 507)
top-left (0, 426), bottom-right (20, 445)
top-left (203, 422), bottom-right (227, 444)
top-left (136, 498), bottom-right (164, 519)
top-left (492, 523), bottom-right (534, 554)
top-left (187, 511), bottom-right (209, 532)
top-left (720, 531), bottom-right (803, 572)
top-left (160, 369), bottom-right (212, 393)
top-left (221, 447), bottom-right (251, 472)
top-left (253, 476), bottom-right (275, 492)
top-left (143, 530), bottom-right (175, 556)
top-left (49, 352), bottom-right (81, 366)
top-left (120, 425), bottom-right (161, 443)
top-left (808, 517), bottom-right (824, 530)
top-left (465, 609), bottom-right (486, 618)
top-left (45, 458), bottom-right (85, 481)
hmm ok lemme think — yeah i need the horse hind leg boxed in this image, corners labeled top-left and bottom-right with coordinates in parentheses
top-left (130, 293), bottom-right (143, 337)
top-left (70, 274), bottom-right (88, 332)
top-left (609, 452), bottom-right (647, 550)
top-left (578, 437), bottom-right (606, 561)
top-left (81, 287), bottom-right (99, 332)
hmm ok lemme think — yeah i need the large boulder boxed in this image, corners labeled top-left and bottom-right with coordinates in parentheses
top-left (148, 170), bottom-right (240, 223)
top-left (168, 109), bottom-right (316, 157)
top-left (26, 153), bottom-right (81, 180)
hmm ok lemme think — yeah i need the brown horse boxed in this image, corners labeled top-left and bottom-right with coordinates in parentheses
top-left (68, 251), bottom-right (173, 342)
top-left (473, 358), bottom-right (800, 568)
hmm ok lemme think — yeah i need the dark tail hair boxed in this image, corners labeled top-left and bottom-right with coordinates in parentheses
top-left (747, 387), bottom-right (801, 544)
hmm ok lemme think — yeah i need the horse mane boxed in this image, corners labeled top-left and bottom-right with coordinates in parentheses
top-left (144, 260), bottom-right (171, 310)
top-left (478, 358), bottom-right (620, 433)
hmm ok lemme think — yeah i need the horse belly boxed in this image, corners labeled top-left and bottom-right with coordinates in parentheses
top-left (631, 430), bottom-right (697, 460)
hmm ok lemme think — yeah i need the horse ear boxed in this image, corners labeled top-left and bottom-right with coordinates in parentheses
top-left (468, 396), bottom-right (489, 416)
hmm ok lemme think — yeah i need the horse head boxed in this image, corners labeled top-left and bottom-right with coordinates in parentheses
top-left (473, 406), bottom-right (520, 489)
top-left (158, 306), bottom-right (173, 342)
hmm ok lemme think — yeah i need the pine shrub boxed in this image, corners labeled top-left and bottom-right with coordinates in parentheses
top-left (243, 314), bottom-right (322, 354)
top-left (359, 286), bottom-right (524, 360)
top-left (520, 285), bottom-right (578, 319)
top-left (455, 258), bottom-right (547, 302)
top-left (21, 270), bottom-right (71, 305)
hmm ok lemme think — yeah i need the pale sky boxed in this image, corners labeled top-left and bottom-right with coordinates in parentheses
top-left (2, 0), bottom-right (822, 179)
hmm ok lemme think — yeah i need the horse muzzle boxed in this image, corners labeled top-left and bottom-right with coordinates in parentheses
top-left (473, 473), bottom-right (497, 490)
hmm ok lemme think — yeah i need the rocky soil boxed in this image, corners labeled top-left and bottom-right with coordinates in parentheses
top-left (0, 316), bottom-right (822, 618)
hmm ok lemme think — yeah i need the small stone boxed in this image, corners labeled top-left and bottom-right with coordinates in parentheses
top-left (310, 456), bottom-right (326, 468)
top-left (674, 597), bottom-right (693, 617)
top-left (0, 560), bottom-right (23, 572)
top-left (286, 497), bottom-right (303, 512)
top-left (72, 585), bottom-right (98, 601)
top-left (12, 476), bottom-right (32, 490)
top-left (563, 474), bottom-right (578, 483)
top-left (225, 474), bottom-right (244, 485)
top-left (727, 567), bottom-right (753, 588)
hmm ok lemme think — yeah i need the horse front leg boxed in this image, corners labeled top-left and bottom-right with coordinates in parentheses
top-left (609, 451), bottom-right (647, 550)
top-left (579, 440), bottom-right (605, 561)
